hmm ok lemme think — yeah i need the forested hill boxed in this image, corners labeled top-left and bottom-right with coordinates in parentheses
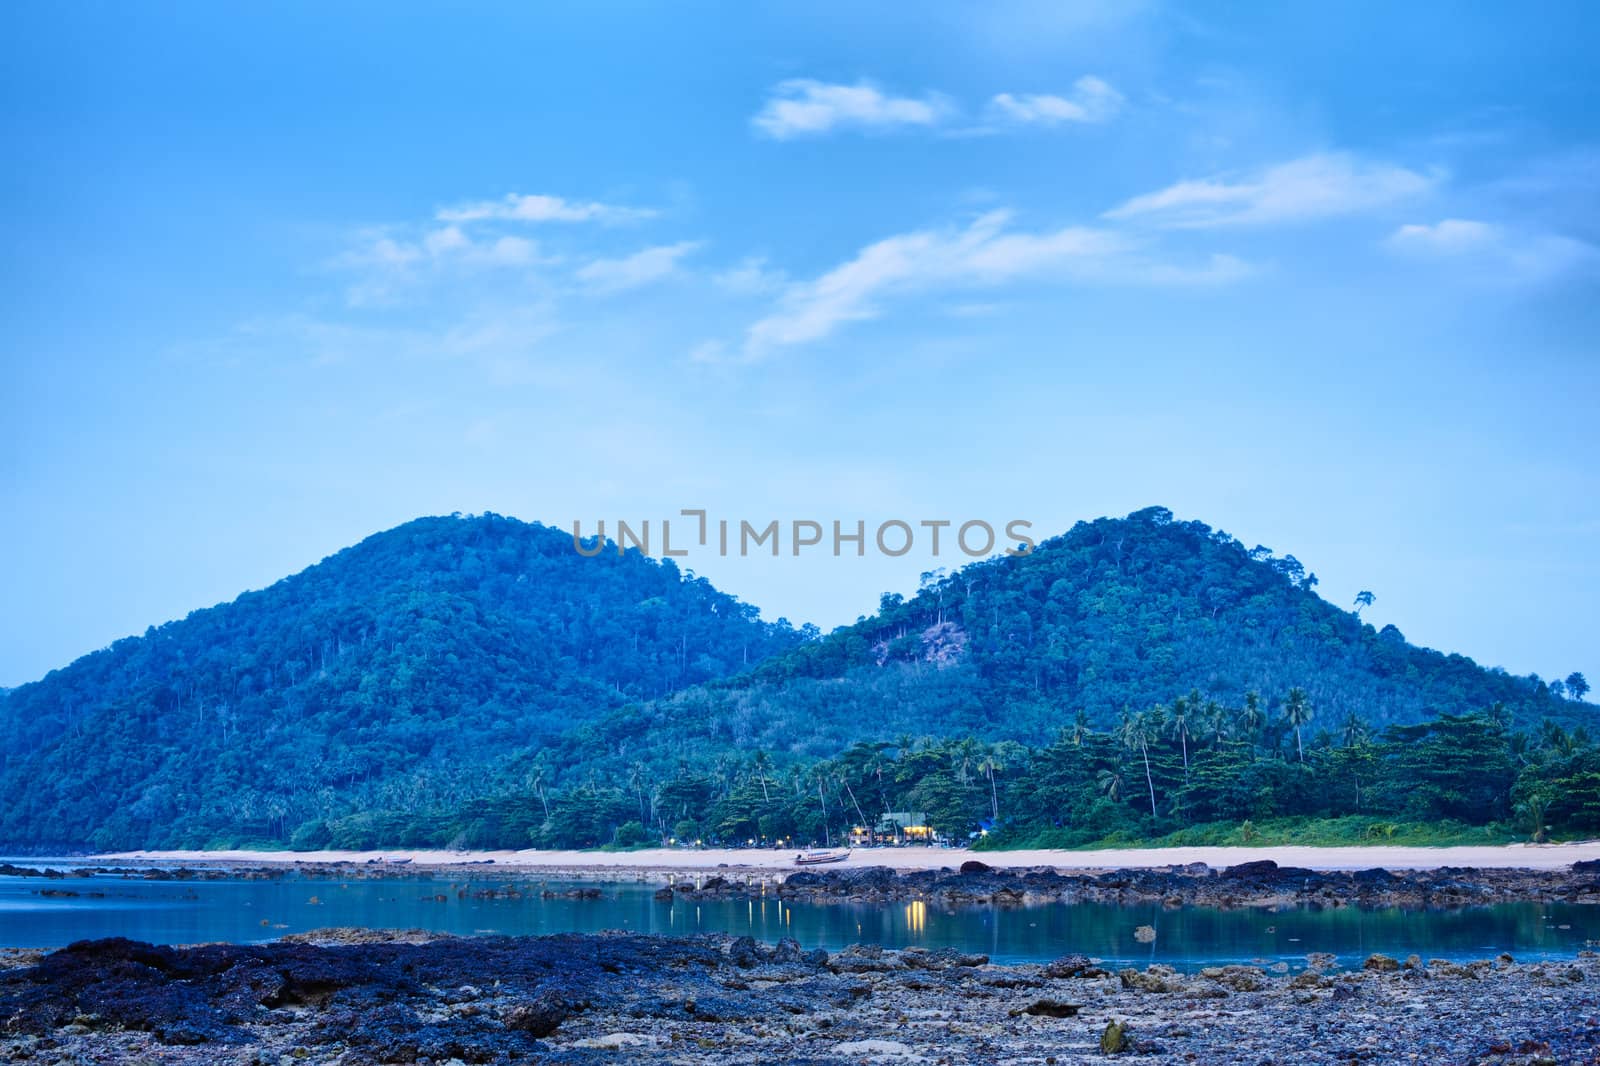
top-left (0, 514), bottom-right (802, 849)
top-left (555, 506), bottom-right (1578, 777)
top-left (0, 506), bottom-right (1585, 851)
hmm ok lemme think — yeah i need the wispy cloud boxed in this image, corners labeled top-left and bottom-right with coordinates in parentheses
top-left (436, 192), bottom-right (655, 225)
top-left (988, 77), bottom-right (1123, 126)
top-left (1385, 219), bottom-right (1596, 283)
top-left (753, 76), bottom-right (1125, 139)
top-left (335, 225), bottom-right (543, 305)
top-left (713, 256), bottom-right (787, 295)
top-left (1386, 219), bottom-right (1498, 254)
top-left (576, 241), bottom-right (703, 292)
top-left (740, 211), bottom-right (1248, 357)
top-left (751, 80), bottom-right (950, 139)
top-left (1106, 153), bottom-right (1436, 228)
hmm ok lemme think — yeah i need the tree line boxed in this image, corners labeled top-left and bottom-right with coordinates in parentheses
top-left (294, 690), bottom-right (1599, 852)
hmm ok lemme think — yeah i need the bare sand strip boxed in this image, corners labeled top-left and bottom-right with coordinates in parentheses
top-left (100, 840), bottom-right (1600, 876)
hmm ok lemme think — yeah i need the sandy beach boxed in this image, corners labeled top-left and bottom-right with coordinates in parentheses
top-left (99, 840), bottom-right (1600, 875)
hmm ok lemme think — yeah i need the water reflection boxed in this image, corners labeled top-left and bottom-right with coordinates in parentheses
top-left (0, 872), bottom-right (1591, 968)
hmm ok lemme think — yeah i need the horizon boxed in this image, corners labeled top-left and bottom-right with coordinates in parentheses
top-left (4, 2), bottom-right (1598, 688)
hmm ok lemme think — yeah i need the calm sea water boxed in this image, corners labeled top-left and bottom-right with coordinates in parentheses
top-left (0, 866), bottom-right (1592, 968)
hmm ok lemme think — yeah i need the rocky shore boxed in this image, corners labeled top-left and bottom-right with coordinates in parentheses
top-left (9, 857), bottom-right (1600, 910)
top-left (2, 928), bottom-right (1597, 1064)
top-left (670, 858), bottom-right (1600, 910)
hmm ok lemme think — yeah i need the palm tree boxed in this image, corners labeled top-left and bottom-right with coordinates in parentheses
top-left (1237, 691), bottom-right (1264, 743)
top-left (752, 750), bottom-right (772, 802)
top-left (977, 750), bottom-right (1004, 823)
top-left (627, 762), bottom-right (649, 823)
top-left (1340, 713), bottom-right (1370, 748)
top-left (1120, 710), bottom-right (1159, 819)
top-left (1284, 687), bottom-right (1313, 763)
top-left (1096, 768), bottom-right (1124, 801)
top-left (837, 771), bottom-right (869, 828)
top-left (529, 763), bottom-right (551, 819)
top-left (1070, 709), bottom-right (1090, 746)
top-left (1168, 700), bottom-right (1192, 772)
top-left (813, 769), bottom-right (832, 846)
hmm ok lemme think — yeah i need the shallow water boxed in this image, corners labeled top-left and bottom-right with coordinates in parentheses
top-left (0, 868), bottom-right (1592, 968)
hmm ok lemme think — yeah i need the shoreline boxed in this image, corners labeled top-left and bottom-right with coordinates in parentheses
top-left (96, 840), bottom-right (1600, 875)
top-left (4, 930), bottom-right (1596, 1064)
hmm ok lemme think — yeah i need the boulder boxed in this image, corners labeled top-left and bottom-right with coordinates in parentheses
top-left (1222, 860), bottom-right (1278, 879)
top-left (500, 993), bottom-right (567, 1037)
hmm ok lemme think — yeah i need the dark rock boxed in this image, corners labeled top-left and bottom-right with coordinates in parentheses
top-left (1042, 953), bottom-right (1098, 979)
top-left (769, 936), bottom-right (805, 963)
top-left (501, 993), bottom-right (567, 1037)
top-left (960, 860), bottom-right (994, 874)
top-left (1014, 998), bottom-right (1080, 1018)
top-left (1222, 860), bottom-right (1279, 879)
top-left (721, 936), bottom-right (760, 968)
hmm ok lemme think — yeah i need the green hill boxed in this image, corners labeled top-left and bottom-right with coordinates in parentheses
top-left (552, 506), bottom-right (1576, 776)
top-left (0, 514), bottom-right (801, 849)
top-left (1, 506), bottom-right (1589, 851)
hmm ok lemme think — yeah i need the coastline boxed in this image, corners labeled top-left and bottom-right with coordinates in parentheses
top-left (4, 930), bottom-right (1596, 1064)
top-left (98, 840), bottom-right (1600, 875)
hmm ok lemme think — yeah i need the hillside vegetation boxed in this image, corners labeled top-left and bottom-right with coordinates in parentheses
top-left (0, 514), bottom-right (801, 849)
top-left (0, 506), bottom-right (1590, 851)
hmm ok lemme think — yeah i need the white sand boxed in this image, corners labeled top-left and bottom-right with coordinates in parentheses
top-left (100, 841), bottom-right (1600, 875)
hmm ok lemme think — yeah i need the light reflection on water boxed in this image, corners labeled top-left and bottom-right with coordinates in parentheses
top-left (0, 870), bottom-right (1591, 968)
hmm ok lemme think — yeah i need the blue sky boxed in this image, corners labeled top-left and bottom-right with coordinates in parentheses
top-left (2, 2), bottom-right (1597, 689)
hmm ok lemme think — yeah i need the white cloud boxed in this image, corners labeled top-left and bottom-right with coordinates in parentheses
top-left (576, 241), bottom-right (703, 292)
top-left (436, 192), bottom-right (655, 225)
top-left (1386, 219), bottom-right (1498, 254)
top-left (752, 80), bottom-right (949, 139)
top-left (743, 211), bottom-right (1249, 356)
top-left (1385, 218), bottom-right (1596, 283)
top-left (1106, 152), bottom-right (1436, 228)
top-left (713, 256), bottom-right (787, 295)
top-left (333, 224), bottom-right (549, 306)
top-left (988, 76), bottom-right (1123, 126)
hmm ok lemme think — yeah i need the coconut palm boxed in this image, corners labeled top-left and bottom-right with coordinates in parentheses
top-left (977, 750), bottom-right (1004, 823)
top-left (1168, 699), bottom-right (1192, 772)
top-left (752, 750), bottom-right (772, 802)
top-left (1120, 710), bottom-right (1160, 818)
top-left (1237, 691), bottom-right (1264, 744)
top-left (1284, 687), bottom-right (1313, 763)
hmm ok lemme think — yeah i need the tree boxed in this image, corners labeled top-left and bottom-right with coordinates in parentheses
top-left (1168, 698), bottom-right (1192, 772)
top-left (752, 750), bottom-right (772, 802)
top-left (1568, 672), bottom-right (1590, 702)
top-left (1120, 710), bottom-right (1160, 819)
top-left (1353, 590), bottom-right (1375, 616)
top-left (1069, 709), bottom-right (1089, 746)
top-left (977, 751), bottom-right (1004, 823)
top-left (1284, 688), bottom-right (1313, 763)
top-left (1237, 692), bottom-right (1264, 743)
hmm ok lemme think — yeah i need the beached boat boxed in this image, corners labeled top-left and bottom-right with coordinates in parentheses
top-left (793, 849), bottom-right (850, 866)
